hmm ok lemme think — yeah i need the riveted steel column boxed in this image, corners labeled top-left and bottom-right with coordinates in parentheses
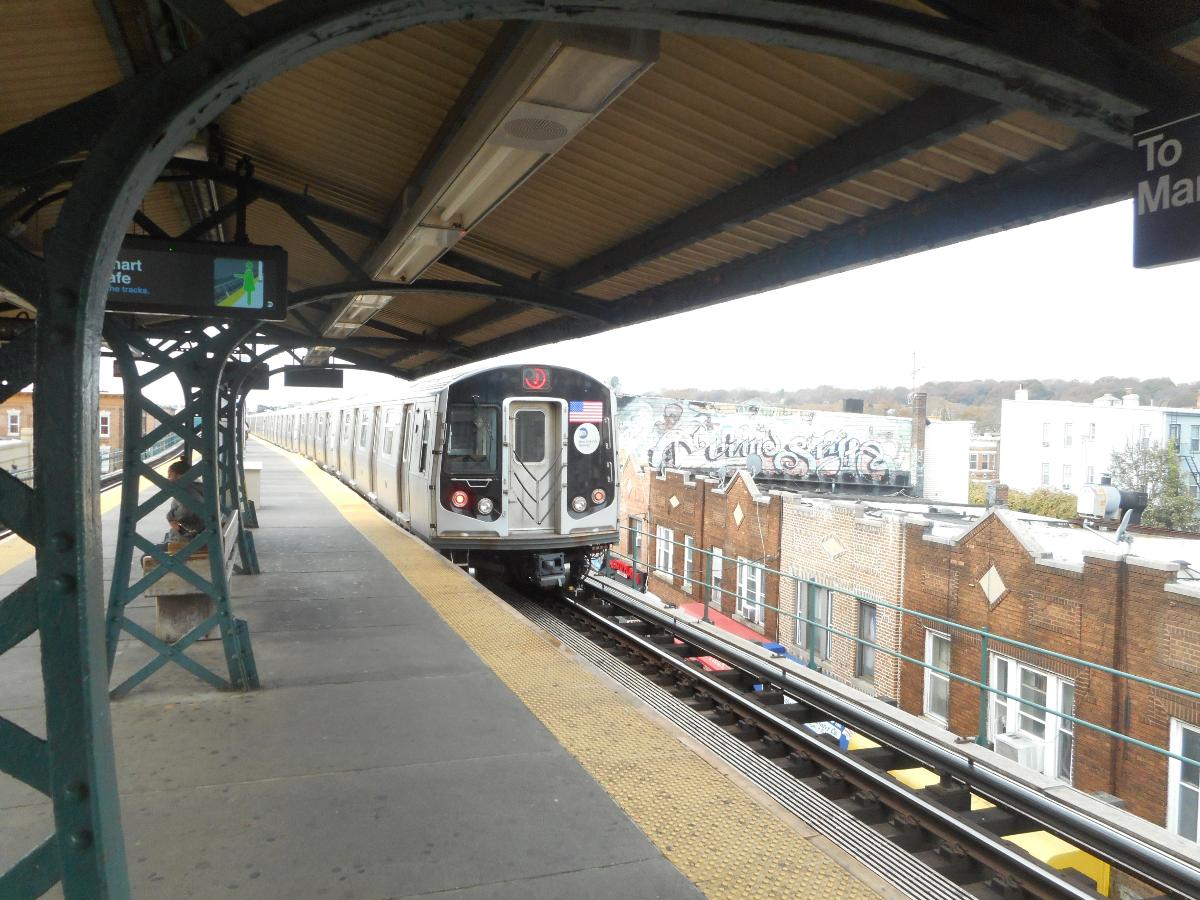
top-left (103, 322), bottom-right (259, 697)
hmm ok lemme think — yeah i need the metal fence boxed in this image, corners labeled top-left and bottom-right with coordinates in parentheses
top-left (6, 435), bottom-right (183, 489)
top-left (609, 522), bottom-right (1200, 782)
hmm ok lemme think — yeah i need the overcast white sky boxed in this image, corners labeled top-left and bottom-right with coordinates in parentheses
top-left (107, 199), bottom-right (1200, 408)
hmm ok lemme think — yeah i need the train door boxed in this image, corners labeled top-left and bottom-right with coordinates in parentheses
top-left (407, 404), bottom-right (432, 532)
top-left (374, 406), bottom-right (401, 514)
top-left (396, 403), bottom-right (413, 523)
top-left (506, 401), bottom-right (563, 533)
top-left (367, 405), bottom-right (382, 497)
top-left (352, 407), bottom-right (372, 487)
top-left (339, 409), bottom-right (354, 479)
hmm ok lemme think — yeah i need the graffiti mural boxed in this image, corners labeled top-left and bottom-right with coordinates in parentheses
top-left (617, 395), bottom-right (912, 481)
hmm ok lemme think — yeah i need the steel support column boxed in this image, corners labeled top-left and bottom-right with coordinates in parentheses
top-left (103, 320), bottom-right (259, 700)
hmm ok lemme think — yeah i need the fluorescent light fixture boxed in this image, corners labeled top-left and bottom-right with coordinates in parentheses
top-left (315, 25), bottom-right (658, 352)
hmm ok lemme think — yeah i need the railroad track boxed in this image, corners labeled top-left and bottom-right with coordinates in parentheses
top-left (493, 574), bottom-right (1199, 900)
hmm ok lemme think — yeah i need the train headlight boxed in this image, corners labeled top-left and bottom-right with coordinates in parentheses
top-left (450, 489), bottom-right (470, 510)
top-left (591, 488), bottom-right (606, 505)
top-left (571, 495), bottom-right (588, 513)
top-left (476, 497), bottom-right (494, 516)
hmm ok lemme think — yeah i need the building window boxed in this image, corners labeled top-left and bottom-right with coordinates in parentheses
top-left (710, 548), bottom-right (723, 605)
top-left (1140, 424), bottom-right (1152, 449)
top-left (1086, 466), bottom-right (1095, 484)
top-left (856, 601), bottom-right (877, 681)
top-left (1088, 422), bottom-right (1096, 441)
top-left (1193, 425), bottom-right (1200, 453)
top-left (1171, 423), bottom-right (1182, 452)
top-left (924, 631), bottom-right (951, 724)
top-left (6, 409), bottom-right (18, 436)
top-left (969, 453), bottom-right (978, 470)
top-left (735, 557), bottom-right (764, 625)
top-left (1041, 463), bottom-right (1050, 486)
top-left (1063, 423), bottom-right (1072, 448)
top-left (99, 411), bottom-right (111, 438)
top-left (655, 525), bottom-right (674, 579)
top-left (798, 584), bottom-right (832, 661)
top-left (629, 517), bottom-right (644, 563)
top-left (1042, 422), bottom-right (1050, 446)
top-left (681, 536), bottom-right (694, 594)
top-left (1062, 464), bottom-right (1071, 488)
top-left (1169, 719), bottom-right (1200, 842)
top-left (989, 656), bottom-right (1074, 782)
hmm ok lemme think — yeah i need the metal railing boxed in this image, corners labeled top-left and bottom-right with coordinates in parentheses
top-left (4, 435), bottom-right (183, 490)
top-left (611, 522), bottom-right (1200, 785)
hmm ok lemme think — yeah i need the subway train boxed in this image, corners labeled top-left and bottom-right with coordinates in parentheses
top-left (248, 364), bottom-right (619, 587)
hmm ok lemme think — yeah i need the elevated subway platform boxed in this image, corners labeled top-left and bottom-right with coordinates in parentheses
top-left (0, 440), bottom-right (882, 899)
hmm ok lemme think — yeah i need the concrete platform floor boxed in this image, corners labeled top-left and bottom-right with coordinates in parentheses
top-left (0, 440), bottom-right (880, 899)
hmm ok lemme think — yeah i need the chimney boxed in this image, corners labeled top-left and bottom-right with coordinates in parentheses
top-left (1014, 387), bottom-right (1029, 401)
top-left (911, 392), bottom-right (927, 497)
top-left (842, 398), bottom-right (864, 414)
top-left (987, 482), bottom-right (1009, 508)
top-left (1122, 393), bottom-right (1140, 407)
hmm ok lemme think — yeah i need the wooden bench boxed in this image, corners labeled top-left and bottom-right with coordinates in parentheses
top-left (141, 513), bottom-right (240, 643)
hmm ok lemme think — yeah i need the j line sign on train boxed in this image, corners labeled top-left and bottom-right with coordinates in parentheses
top-left (1134, 112), bottom-right (1200, 268)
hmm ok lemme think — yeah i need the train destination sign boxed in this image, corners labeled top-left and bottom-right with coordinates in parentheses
top-left (284, 367), bottom-right (344, 388)
top-left (106, 236), bottom-right (288, 320)
top-left (1134, 112), bottom-right (1200, 268)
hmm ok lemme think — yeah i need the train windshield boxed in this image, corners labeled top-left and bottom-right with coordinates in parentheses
top-left (444, 405), bottom-right (498, 475)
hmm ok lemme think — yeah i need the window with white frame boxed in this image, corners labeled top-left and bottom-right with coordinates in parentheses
top-left (735, 557), bottom-right (765, 625)
top-left (655, 525), bottom-right (674, 579)
top-left (797, 584), bottom-right (832, 660)
top-left (1086, 466), bottom-right (1095, 484)
top-left (710, 548), bottom-right (723, 605)
top-left (1041, 463), bottom-right (1050, 486)
top-left (1169, 719), bottom-right (1200, 842)
top-left (1088, 422), bottom-right (1096, 440)
top-left (924, 631), bottom-right (951, 724)
top-left (1062, 464), bottom-right (1072, 488)
top-left (1063, 423), bottom-right (1072, 447)
top-left (7, 409), bottom-right (19, 436)
top-left (681, 536), bottom-right (694, 593)
top-left (1140, 424), bottom-right (1152, 448)
top-left (1042, 422), bottom-right (1050, 445)
top-left (856, 601), bottom-right (877, 681)
top-left (629, 517), bottom-right (644, 563)
top-left (1193, 425), bottom-right (1200, 453)
top-left (989, 656), bottom-right (1075, 782)
top-left (99, 411), bottom-right (111, 438)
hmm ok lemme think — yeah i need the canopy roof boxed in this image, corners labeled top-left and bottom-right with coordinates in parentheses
top-left (2, 1), bottom-right (1197, 378)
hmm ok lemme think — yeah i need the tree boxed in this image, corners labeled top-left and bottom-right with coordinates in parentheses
top-left (1109, 442), bottom-right (1198, 531)
top-left (1006, 488), bottom-right (1078, 519)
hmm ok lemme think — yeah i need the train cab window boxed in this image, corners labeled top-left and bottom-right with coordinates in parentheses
top-left (514, 410), bottom-right (545, 463)
top-left (445, 405), bottom-right (498, 474)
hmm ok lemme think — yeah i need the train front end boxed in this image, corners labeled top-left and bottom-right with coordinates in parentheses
top-left (434, 365), bottom-right (618, 587)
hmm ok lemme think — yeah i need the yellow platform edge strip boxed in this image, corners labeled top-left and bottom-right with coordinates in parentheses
top-left (275, 444), bottom-right (879, 900)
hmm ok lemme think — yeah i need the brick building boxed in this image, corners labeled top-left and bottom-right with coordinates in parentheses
top-left (900, 508), bottom-right (1200, 840)
top-left (4, 390), bottom-right (138, 472)
top-left (619, 466), bottom-right (783, 640)
top-left (776, 498), bottom-right (981, 703)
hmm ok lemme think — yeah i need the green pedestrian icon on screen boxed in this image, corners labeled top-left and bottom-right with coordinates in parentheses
top-left (214, 257), bottom-right (265, 309)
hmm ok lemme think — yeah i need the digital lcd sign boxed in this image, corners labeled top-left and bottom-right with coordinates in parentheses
top-left (106, 236), bottom-right (288, 320)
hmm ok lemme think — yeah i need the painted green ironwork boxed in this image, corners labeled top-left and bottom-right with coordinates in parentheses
top-left (103, 320), bottom-right (259, 699)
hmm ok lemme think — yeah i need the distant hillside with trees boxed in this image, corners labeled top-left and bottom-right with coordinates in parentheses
top-left (658, 377), bottom-right (1200, 431)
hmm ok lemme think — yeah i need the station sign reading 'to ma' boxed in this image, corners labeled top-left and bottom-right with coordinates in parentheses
top-left (106, 236), bottom-right (288, 320)
top-left (1134, 112), bottom-right (1200, 268)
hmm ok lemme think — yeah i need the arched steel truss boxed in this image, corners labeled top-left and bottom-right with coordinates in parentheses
top-left (0, 1), bottom-right (1188, 896)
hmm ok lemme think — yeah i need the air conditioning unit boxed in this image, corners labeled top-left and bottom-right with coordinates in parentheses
top-left (994, 733), bottom-right (1044, 771)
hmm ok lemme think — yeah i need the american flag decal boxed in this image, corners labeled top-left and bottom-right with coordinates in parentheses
top-left (568, 400), bottom-right (603, 424)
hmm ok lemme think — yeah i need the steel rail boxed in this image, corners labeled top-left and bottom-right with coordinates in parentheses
top-left (576, 576), bottom-right (1200, 899)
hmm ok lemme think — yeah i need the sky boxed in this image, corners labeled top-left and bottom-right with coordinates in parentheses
top-left (105, 199), bottom-right (1200, 408)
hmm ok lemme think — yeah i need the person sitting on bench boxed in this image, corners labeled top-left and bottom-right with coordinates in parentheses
top-left (166, 460), bottom-right (205, 541)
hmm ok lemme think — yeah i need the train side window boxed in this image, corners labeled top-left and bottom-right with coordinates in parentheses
top-left (382, 409), bottom-right (398, 456)
top-left (514, 410), bottom-right (545, 463)
top-left (418, 410), bottom-right (430, 474)
top-left (357, 414), bottom-right (370, 449)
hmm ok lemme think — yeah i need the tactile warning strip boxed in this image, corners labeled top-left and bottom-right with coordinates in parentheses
top-left (277, 446), bottom-right (880, 900)
top-left (512, 596), bottom-right (971, 900)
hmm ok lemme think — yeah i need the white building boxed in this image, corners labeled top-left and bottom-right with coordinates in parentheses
top-left (999, 389), bottom-right (1200, 496)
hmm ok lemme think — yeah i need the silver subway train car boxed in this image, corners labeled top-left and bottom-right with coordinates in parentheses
top-left (248, 364), bottom-right (619, 587)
